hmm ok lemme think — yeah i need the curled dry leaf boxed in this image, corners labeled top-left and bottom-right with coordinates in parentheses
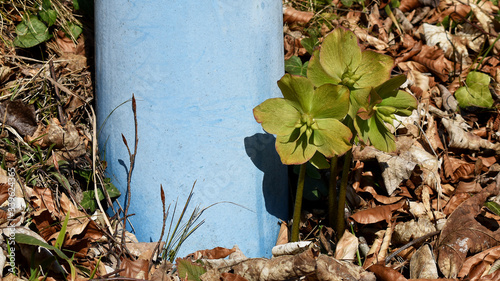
top-left (442, 117), bottom-right (500, 152)
top-left (393, 216), bottom-right (437, 245)
top-left (459, 245), bottom-right (500, 277)
top-left (413, 45), bottom-right (454, 82)
top-left (438, 84), bottom-right (458, 112)
top-left (334, 230), bottom-right (358, 261)
top-left (283, 7), bottom-right (314, 24)
top-left (351, 25), bottom-right (389, 51)
top-left (367, 264), bottom-right (408, 281)
top-left (316, 255), bottom-right (376, 281)
top-left (187, 246), bottom-right (236, 260)
top-left (350, 200), bottom-right (406, 224)
top-left (272, 241), bottom-right (312, 256)
top-left (410, 244), bottom-right (439, 279)
top-left (423, 24), bottom-right (468, 65)
top-left (436, 179), bottom-right (500, 278)
top-left (28, 118), bottom-right (87, 160)
top-left (393, 8), bottom-right (414, 34)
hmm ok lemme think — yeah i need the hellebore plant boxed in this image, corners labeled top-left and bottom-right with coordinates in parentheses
top-left (254, 27), bottom-right (417, 242)
top-left (307, 28), bottom-right (417, 238)
top-left (254, 74), bottom-right (352, 241)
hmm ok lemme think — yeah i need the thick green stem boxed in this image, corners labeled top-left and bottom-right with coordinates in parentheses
top-left (291, 163), bottom-right (307, 242)
top-left (336, 149), bottom-right (352, 241)
top-left (328, 156), bottom-right (339, 227)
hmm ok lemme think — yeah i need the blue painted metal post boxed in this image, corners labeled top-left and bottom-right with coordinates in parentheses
top-left (95, 1), bottom-right (287, 257)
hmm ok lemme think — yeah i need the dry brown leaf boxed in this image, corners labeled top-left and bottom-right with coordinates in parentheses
top-left (352, 25), bottom-right (389, 51)
top-left (459, 245), bottom-right (500, 277)
top-left (394, 8), bottom-right (414, 34)
top-left (221, 272), bottom-right (248, 281)
top-left (426, 115), bottom-right (445, 151)
top-left (443, 192), bottom-right (471, 216)
top-left (442, 117), bottom-right (500, 152)
top-left (436, 180), bottom-right (500, 278)
top-left (316, 255), bottom-right (376, 281)
top-left (120, 257), bottom-right (149, 279)
top-left (368, 4), bottom-right (389, 43)
top-left (28, 118), bottom-right (87, 160)
top-left (54, 30), bottom-right (85, 55)
top-left (400, 0), bottom-right (421, 12)
top-left (188, 246), bottom-right (236, 260)
top-left (367, 264), bottom-right (408, 281)
top-left (0, 100), bottom-right (37, 136)
top-left (423, 24), bottom-right (468, 65)
top-left (334, 230), bottom-right (358, 261)
top-left (259, 248), bottom-right (318, 281)
top-left (393, 217), bottom-right (437, 245)
top-left (283, 7), bottom-right (314, 24)
top-left (410, 244), bottom-right (439, 279)
top-left (350, 200), bottom-right (405, 224)
top-left (413, 45), bottom-right (454, 82)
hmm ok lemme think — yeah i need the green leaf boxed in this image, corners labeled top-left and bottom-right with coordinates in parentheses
top-left (65, 22), bottom-right (83, 40)
top-left (176, 259), bottom-right (206, 281)
top-left (303, 177), bottom-right (328, 201)
top-left (341, 0), bottom-right (356, 7)
top-left (309, 152), bottom-right (330, 169)
top-left (73, 0), bottom-right (80, 10)
top-left (39, 0), bottom-right (57, 26)
top-left (455, 71), bottom-right (493, 108)
top-left (301, 36), bottom-right (319, 54)
top-left (14, 17), bottom-right (52, 48)
top-left (285, 56), bottom-right (308, 76)
top-left (55, 211), bottom-right (70, 250)
top-left (15, 233), bottom-right (71, 261)
top-left (356, 114), bottom-right (396, 152)
top-left (81, 190), bottom-right (98, 212)
top-left (104, 180), bottom-right (121, 198)
top-left (485, 201), bottom-right (500, 216)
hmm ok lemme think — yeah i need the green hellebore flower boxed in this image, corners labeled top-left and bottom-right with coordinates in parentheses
top-left (253, 74), bottom-right (352, 165)
top-left (355, 75), bottom-right (418, 152)
top-left (307, 28), bottom-right (394, 91)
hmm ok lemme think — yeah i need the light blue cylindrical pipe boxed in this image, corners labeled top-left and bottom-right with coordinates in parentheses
top-left (95, 1), bottom-right (287, 257)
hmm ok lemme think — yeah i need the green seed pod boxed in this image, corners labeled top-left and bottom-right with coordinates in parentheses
top-left (376, 106), bottom-right (397, 116)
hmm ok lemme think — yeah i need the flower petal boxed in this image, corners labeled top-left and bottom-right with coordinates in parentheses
top-left (354, 50), bottom-right (394, 88)
top-left (276, 134), bottom-right (317, 165)
top-left (307, 50), bottom-right (340, 87)
top-left (310, 84), bottom-right (350, 120)
top-left (319, 28), bottom-right (362, 81)
top-left (277, 74), bottom-right (314, 112)
top-left (254, 98), bottom-right (301, 135)
top-left (314, 119), bottom-right (352, 157)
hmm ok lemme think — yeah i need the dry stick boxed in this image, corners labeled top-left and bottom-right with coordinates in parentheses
top-left (121, 95), bottom-right (138, 260)
top-left (149, 185), bottom-right (168, 272)
top-left (48, 59), bottom-right (66, 126)
top-left (90, 106), bottom-right (114, 234)
top-left (384, 230), bottom-right (440, 264)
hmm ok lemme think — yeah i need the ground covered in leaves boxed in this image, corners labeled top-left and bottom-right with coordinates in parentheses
top-left (2, 0), bottom-right (500, 280)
